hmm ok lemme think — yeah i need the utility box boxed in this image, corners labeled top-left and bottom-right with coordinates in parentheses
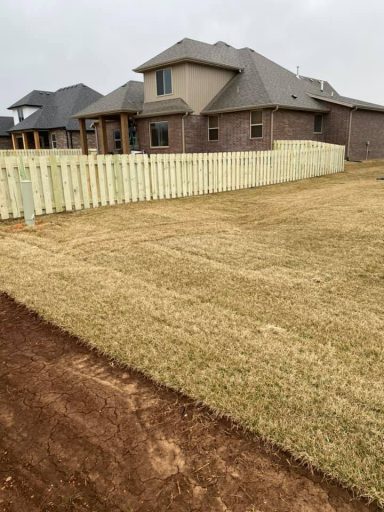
top-left (20, 180), bottom-right (35, 226)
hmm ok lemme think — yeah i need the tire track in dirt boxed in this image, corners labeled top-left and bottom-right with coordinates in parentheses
top-left (0, 294), bottom-right (379, 511)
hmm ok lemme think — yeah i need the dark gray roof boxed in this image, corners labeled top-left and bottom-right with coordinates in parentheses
top-left (134, 38), bottom-right (384, 114)
top-left (0, 116), bottom-right (14, 137)
top-left (309, 92), bottom-right (384, 112)
top-left (8, 90), bottom-right (54, 109)
top-left (202, 49), bottom-right (329, 113)
top-left (137, 98), bottom-right (192, 117)
top-left (9, 84), bottom-right (102, 132)
top-left (134, 38), bottom-right (242, 72)
top-left (75, 81), bottom-right (144, 118)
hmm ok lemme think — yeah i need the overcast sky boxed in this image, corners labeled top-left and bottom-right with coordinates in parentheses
top-left (1, 0), bottom-right (383, 116)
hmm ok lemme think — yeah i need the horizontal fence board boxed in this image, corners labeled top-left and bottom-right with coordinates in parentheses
top-left (0, 142), bottom-right (345, 221)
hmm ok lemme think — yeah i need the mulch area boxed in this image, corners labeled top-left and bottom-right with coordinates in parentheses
top-left (0, 294), bottom-right (379, 511)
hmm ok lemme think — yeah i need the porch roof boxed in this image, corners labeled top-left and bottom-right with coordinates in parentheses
top-left (75, 81), bottom-right (144, 118)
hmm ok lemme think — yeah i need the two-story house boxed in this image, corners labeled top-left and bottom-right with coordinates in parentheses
top-left (74, 38), bottom-right (384, 161)
top-left (8, 84), bottom-right (102, 150)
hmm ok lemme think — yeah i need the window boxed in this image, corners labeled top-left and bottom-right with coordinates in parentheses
top-left (150, 121), bottom-right (169, 147)
top-left (113, 129), bottom-right (121, 150)
top-left (17, 108), bottom-right (24, 122)
top-left (314, 114), bottom-right (323, 133)
top-left (156, 68), bottom-right (172, 96)
top-left (51, 133), bottom-right (57, 149)
top-left (208, 116), bottom-right (219, 141)
top-left (250, 111), bottom-right (263, 138)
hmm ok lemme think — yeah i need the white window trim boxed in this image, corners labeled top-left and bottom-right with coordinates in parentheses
top-left (149, 121), bottom-right (170, 148)
top-left (250, 110), bottom-right (263, 139)
top-left (51, 133), bottom-right (57, 149)
top-left (156, 68), bottom-right (173, 97)
top-left (208, 115), bottom-right (219, 142)
top-left (314, 114), bottom-right (323, 134)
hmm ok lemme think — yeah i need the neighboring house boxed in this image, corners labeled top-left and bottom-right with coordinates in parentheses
top-left (0, 116), bottom-right (14, 149)
top-left (74, 38), bottom-right (384, 160)
top-left (8, 84), bottom-right (102, 150)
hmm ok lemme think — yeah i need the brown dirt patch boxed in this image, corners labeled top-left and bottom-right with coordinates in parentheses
top-left (0, 294), bottom-right (379, 512)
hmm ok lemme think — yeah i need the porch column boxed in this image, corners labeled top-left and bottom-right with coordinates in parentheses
top-left (33, 130), bottom-right (41, 149)
top-left (120, 112), bottom-right (130, 154)
top-left (99, 116), bottom-right (108, 154)
top-left (22, 132), bottom-right (29, 149)
top-left (11, 133), bottom-right (17, 150)
top-left (79, 118), bottom-right (88, 155)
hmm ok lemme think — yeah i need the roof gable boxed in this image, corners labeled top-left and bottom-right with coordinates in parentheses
top-left (74, 81), bottom-right (144, 118)
top-left (134, 38), bottom-right (241, 72)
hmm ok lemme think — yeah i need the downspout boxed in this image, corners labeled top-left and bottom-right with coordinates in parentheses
top-left (182, 112), bottom-right (189, 153)
top-left (270, 106), bottom-right (279, 150)
top-left (346, 106), bottom-right (358, 160)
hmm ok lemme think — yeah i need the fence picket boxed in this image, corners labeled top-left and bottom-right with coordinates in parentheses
top-left (59, 157), bottom-right (73, 212)
top-left (0, 142), bottom-right (345, 221)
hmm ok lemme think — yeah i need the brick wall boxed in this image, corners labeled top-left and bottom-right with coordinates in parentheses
top-left (273, 109), bottom-right (326, 142)
top-left (186, 111), bottom-right (272, 153)
top-left (48, 130), bottom-right (69, 149)
top-left (95, 120), bottom-right (121, 153)
top-left (349, 109), bottom-right (384, 160)
top-left (135, 109), bottom-right (332, 154)
top-left (136, 115), bottom-right (184, 154)
top-left (322, 103), bottom-right (349, 148)
top-left (70, 130), bottom-right (97, 151)
top-left (0, 136), bottom-right (12, 149)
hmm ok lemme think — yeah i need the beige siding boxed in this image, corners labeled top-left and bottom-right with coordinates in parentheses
top-left (185, 63), bottom-right (235, 113)
top-left (143, 62), bottom-right (235, 113)
top-left (144, 63), bottom-right (187, 103)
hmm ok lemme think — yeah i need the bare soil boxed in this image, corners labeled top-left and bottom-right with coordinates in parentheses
top-left (0, 294), bottom-right (379, 512)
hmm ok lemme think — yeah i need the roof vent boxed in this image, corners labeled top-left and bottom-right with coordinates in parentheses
top-left (292, 94), bottom-right (298, 99)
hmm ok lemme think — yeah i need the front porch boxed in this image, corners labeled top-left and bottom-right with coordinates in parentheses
top-left (79, 113), bottom-right (138, 155)
top-left (11, 130), bottom-right (51, 150)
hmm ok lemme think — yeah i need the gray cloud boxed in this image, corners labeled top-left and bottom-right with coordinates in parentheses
top-left (1, 0), bottom-right (383, 116)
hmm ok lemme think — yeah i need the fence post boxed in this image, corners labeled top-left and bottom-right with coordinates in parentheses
top-left (20, 180), bottom-right (35, 226)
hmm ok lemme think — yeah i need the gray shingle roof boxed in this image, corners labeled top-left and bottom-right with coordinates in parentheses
top-left (8, 90), bottom-right (54, 109)
top-left (134, 38), bottom-right (241, 72)
top-left (133, 38), bottom-right (384, 114)
top-left (309, 92), bottom-right (384, 112)
top-left (202, 49), bottom-right (330, 113)
top-left (137, 98), bottom-right (192, 117)
top-left (74, 81), bottom-right (144, 118)
top-left (0, 116), bottom-right (14, 137)
top-left (9, 84), bottom-right (102, 132)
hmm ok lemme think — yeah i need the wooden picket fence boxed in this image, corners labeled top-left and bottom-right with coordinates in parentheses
top-left (0, 149), bottom-right (81, 157)
top-left (0, 141), bottom-right (345, 221)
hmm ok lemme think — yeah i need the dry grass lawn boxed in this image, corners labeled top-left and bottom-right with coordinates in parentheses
top-left (1, 160), bottom-right (384, 504)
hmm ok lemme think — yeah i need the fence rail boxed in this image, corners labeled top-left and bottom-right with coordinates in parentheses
top-left (0, 142), bottom-right (345, 221)
top-left (0, 149), bottom-right (82, 157)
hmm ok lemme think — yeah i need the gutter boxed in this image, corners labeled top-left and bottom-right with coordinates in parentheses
top-left (270, 106), bottom-right (279, 149)
top-left (346, 106), bottom-right (358, 160)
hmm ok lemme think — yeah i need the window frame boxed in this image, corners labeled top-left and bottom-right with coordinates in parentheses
top-left (155, 68), bottom-right (173, 97)
top-left (149, 121), bottom-right (169, 148)
top-left (17, 108), bottom-right (24, 122)
top-left (314, 114), bottom-right (323, 134)
top-left (250, 110), bottom-right (263, 139)
top-left (51, 133), bottom-right (57, 149)
top-left (113, 128), bottom-right (122, 150)
top-left (208, 115), bottom-right (219, 142)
